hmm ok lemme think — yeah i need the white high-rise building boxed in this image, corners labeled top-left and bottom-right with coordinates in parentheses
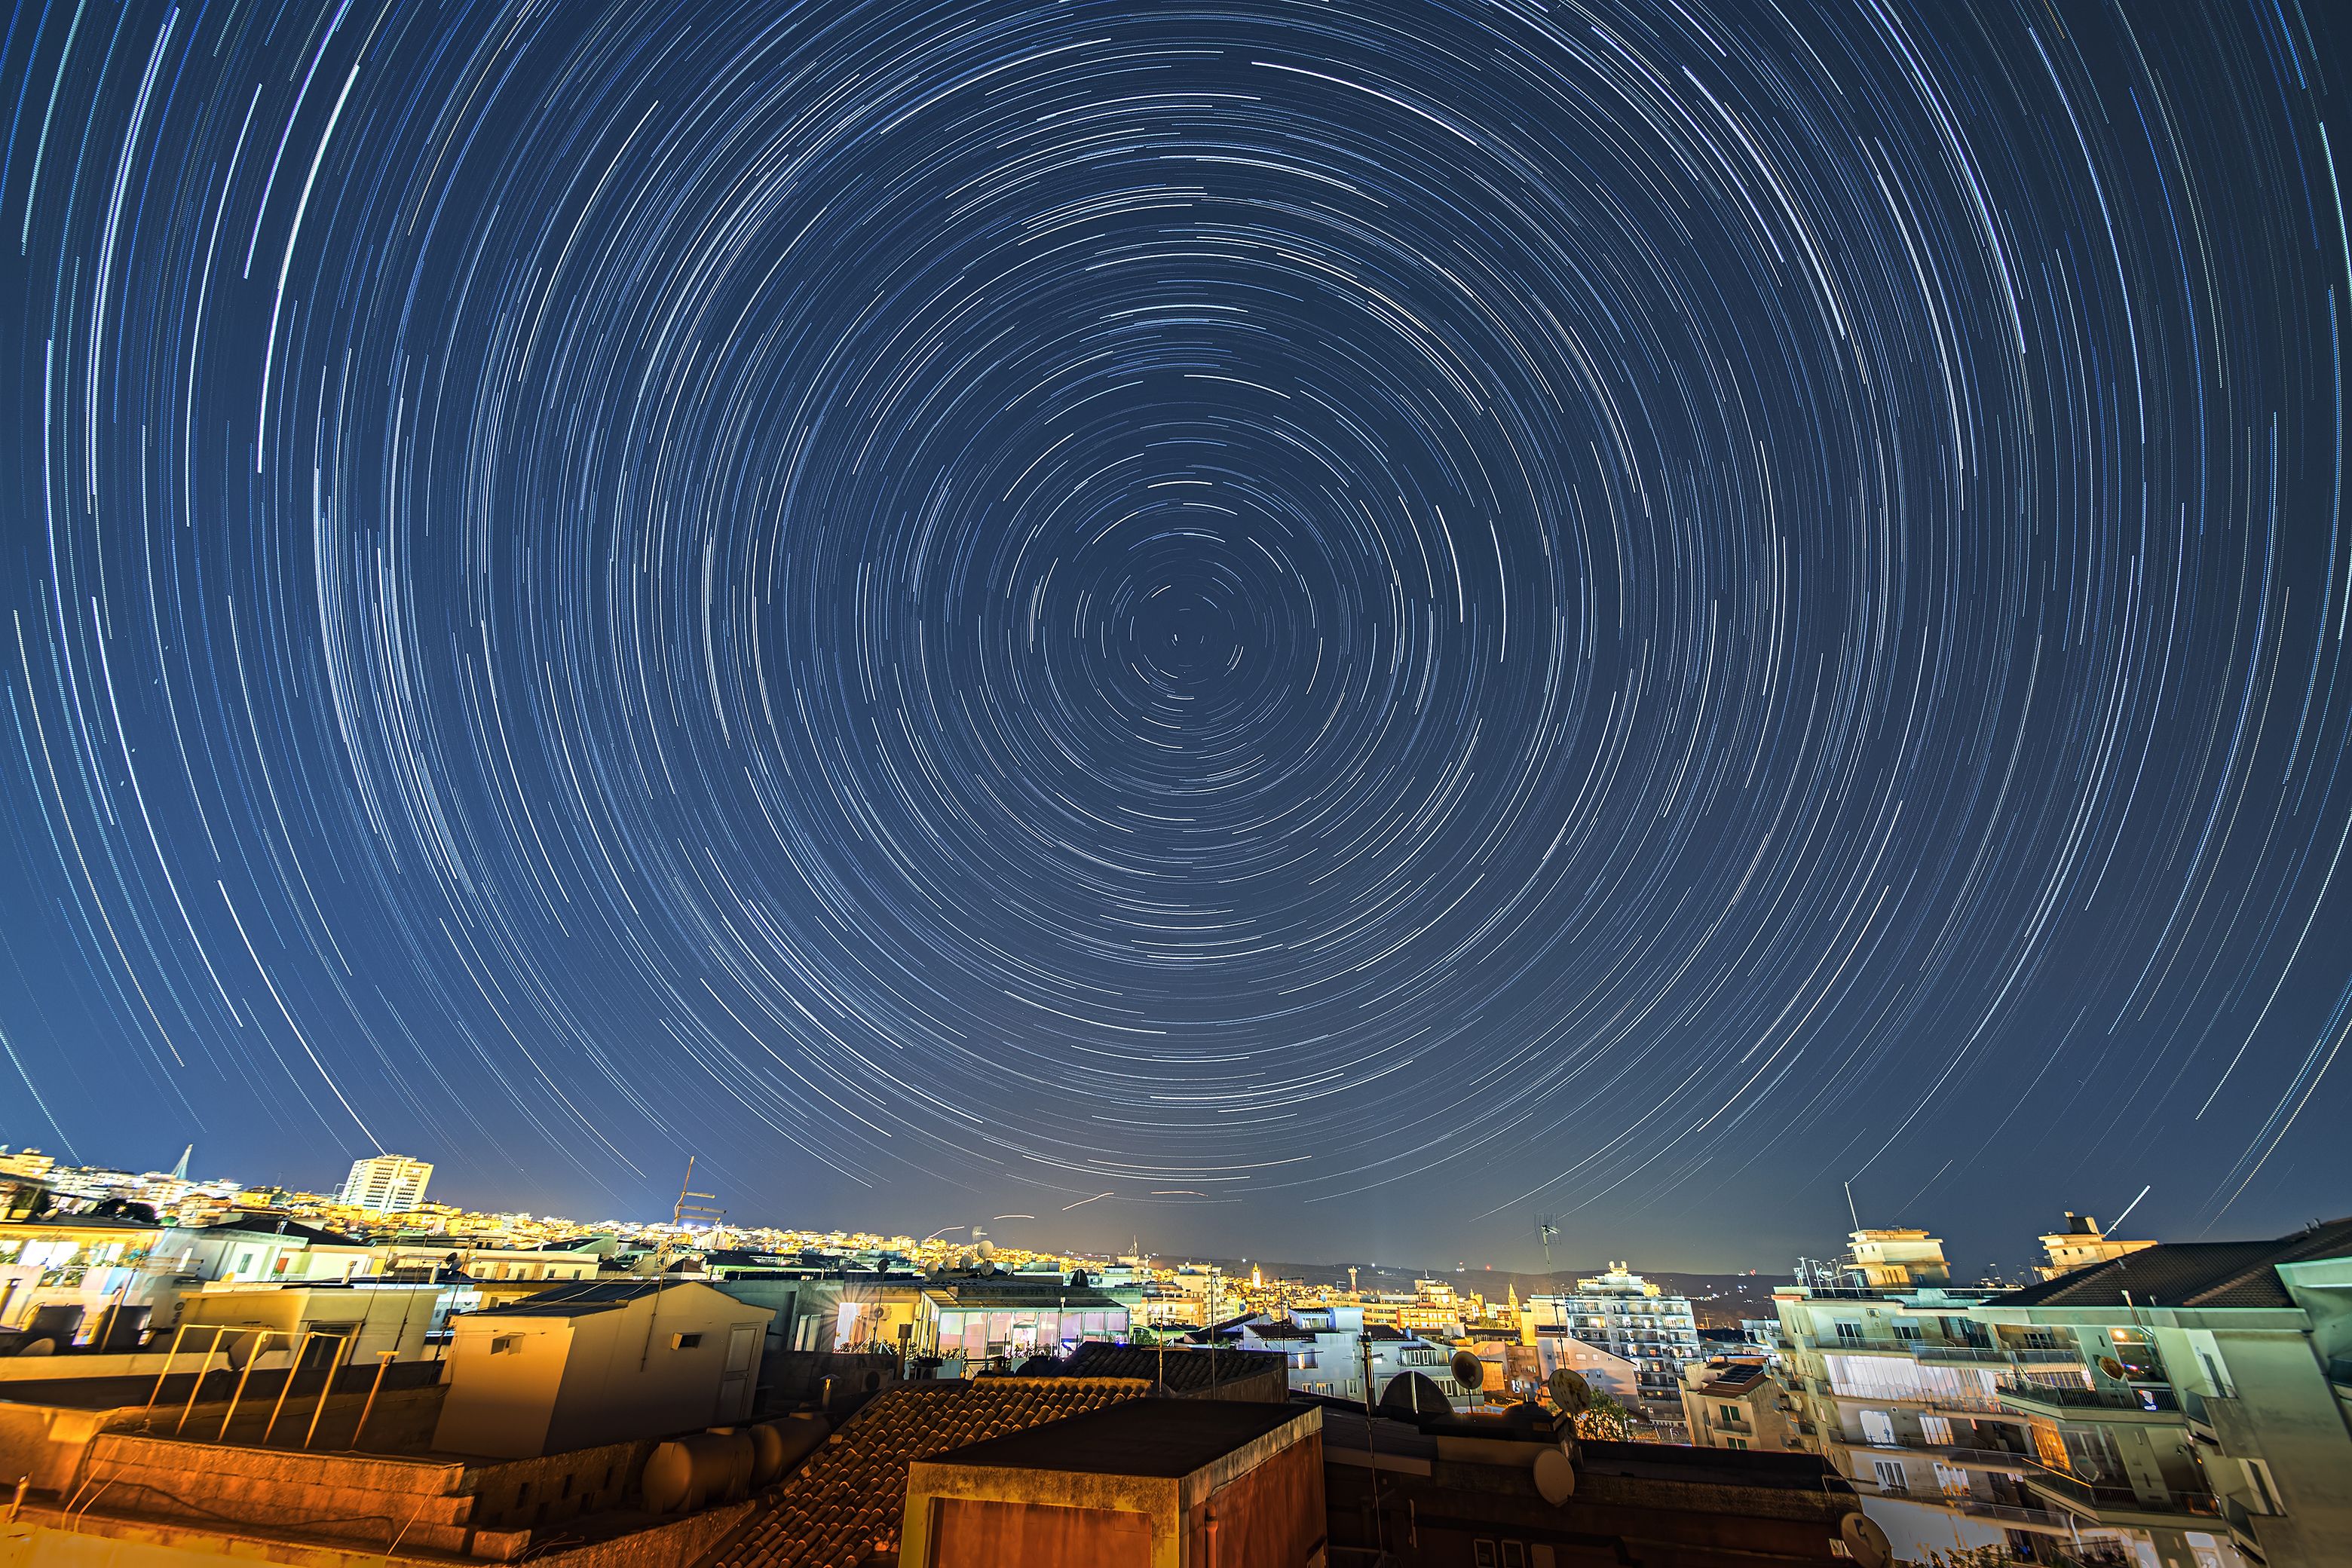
top-left (338, 1153), bottom-right (432, 1212)
top-left (1526, 1263), bottom-right (1701, 1408)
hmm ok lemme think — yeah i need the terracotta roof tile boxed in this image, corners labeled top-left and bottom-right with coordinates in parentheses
top-left (704, 1377), bottom-right (1150, 1568)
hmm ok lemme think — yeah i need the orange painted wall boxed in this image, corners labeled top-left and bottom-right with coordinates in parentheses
top-left (927, 1496), bottom-right (1153, 1568)
top-left (1188, 1432), bottom-right (1325, 1568)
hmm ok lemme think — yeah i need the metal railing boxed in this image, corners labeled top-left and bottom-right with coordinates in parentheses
top-left (1998, 1380), bottom-right (2176, 1413)
top-left (2022, 1467), bottom-right (2222, 1519)
top-left (1845, 1477), bottom-right (2056, 1528)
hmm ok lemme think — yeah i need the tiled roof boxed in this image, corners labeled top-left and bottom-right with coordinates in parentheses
top-left (1998, 1217), bottom-right (2352, 1309)
top-left (1041, 1340), bottom-right (1287, 1392)
top-left (706, 1377), bottom-right (1149, 1568)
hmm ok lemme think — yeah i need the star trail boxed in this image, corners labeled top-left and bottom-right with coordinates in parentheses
top-left (2, 0), bottom-right (2347, 1265)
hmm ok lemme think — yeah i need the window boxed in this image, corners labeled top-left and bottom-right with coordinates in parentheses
top-left (1894, 1322), bottom-right (1922, 1342)
top-left (1836, 1322), bottom-right (1864, 1343)
top-left (1920, 1414), bottom-right (1952, 1446)
top-left (490, 1335), bottom-right (521, 1355)
top-left (671, 1331), bottom-right (703, 1349)
top-left (1503, 1545), bottom-right (1527, 1568)
top-left (1871, 1459), bottom-right (1909, 1495)
top-left (1725, 1436), bottom-right (1748, 1450)
top-left (2241, 1459), bottom-right (2283, 1514)
top-left (1860, 1410), bottom-right (1896, 1448)
top-left (1720, 1404), bottom-right (1742, 1424)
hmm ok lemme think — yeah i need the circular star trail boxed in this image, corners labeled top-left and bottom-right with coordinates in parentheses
top-left (2, 0), bottom-right (2347, 1253)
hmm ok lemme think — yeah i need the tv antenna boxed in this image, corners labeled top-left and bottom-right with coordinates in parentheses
top-left (649, 1156), bottom-right (726, 1275)
top-left (1535, 1216), bottom-right (1560, 1272)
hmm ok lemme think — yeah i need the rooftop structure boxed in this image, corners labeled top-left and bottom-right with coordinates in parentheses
top-left (2036, 1211), bottom-right (2159, 1281)
top-left (902, 1399), bottom-right (1324, 1567)
top-left (705, 1377), bottom-right (1150, 1568)
top-left (436, 1280), bottom-right (770, 1457)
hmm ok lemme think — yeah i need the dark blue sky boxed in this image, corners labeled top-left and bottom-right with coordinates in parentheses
top-left (2, 0), bottom-right (2347, 1276)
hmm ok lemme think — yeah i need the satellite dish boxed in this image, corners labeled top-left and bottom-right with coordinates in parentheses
top-left (2097, 1355), bottom-right (2125, 1380)
top-left (1450, 1349), bottom-right (1488, 1392)
top-left (1547, 1368), bottom-right (1591, 1415)
top-left (222, 1331), bottom-right (265, 1370)
top-left (1839, 1511), bottom-right (1891, 1568)
top-left (1533, 1446), bottom-right (1576, 1506)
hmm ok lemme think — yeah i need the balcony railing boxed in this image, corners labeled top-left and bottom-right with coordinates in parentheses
top-left (2023, 1468), bottom-right (2222, 1520)
top-left (1998, 1380), bottom-right (2176, 1414)
top-left (1846, 1478), bottom-right (2057, 1529)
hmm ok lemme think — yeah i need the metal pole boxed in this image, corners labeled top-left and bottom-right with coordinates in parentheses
top-left (175, 1325), bottom-right (228, 1435)
top-left (305, 1332), bottom-right (357, 1449)
top-left (1360, 1331), bottom-right (1384, 1553)
top-left (144, 1322), bottom-right (192, 1423)
top-left (350, 1351), bottom-right (397, 1450)
top-left (219, 1331), bottom-right (274, 1441)
top-left (264, 1331), bottom-right (316, 1444)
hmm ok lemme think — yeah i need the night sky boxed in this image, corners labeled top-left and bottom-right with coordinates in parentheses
top-left (2, 0), bottom-right (2347, 1276)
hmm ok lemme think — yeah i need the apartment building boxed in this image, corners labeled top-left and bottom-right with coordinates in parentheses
top-left (337, 1153), bottom-right (433, 1213)
top-left (1774, 1217), bottom-right (2352, 1568)
top-left (1681, 1356), bottom-right (1802, 1453)
top-left (1526, 1262), bottom-right (1701, 1409)
top-left (1976, 1217), bottom-right (2352, 1568)
top-left (1771, 1262), bottom-right (2062, 1563)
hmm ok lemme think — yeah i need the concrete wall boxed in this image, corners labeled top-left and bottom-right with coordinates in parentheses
top-left (2209, 1325), bottom-right (2352, 1566)
top-left (435, 1318), bottom-right (571, 1458)
top-left (548, 1295), bottom-right (765, 1448)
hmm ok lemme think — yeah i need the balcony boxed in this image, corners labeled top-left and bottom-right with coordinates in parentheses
top-left (1909, 1344), bottom-right (2012, 1364)
top-left (1998, 1380), bottom-right (2178, 1417)
top-left (1845, 1476), bottom-right (2063, 1532)
top-left (2022, 1467), bottom-right (2224, 1525)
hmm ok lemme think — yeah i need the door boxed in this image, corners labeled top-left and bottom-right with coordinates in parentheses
top-left (718, 1325), bottom-right (758, 1421)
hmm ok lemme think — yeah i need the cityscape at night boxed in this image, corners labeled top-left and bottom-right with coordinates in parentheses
top-left (2, 2), bottom-right (2347, 1566)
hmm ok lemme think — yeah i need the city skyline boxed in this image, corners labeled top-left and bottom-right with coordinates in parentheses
top-left (5, 1), bottom-right (2350, 1271)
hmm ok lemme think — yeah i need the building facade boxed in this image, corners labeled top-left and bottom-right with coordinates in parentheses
top-left (1239, 1306), bottom-right (1469, 1406)
top-left (1526, 1263), bottom-right (1701, 1409)
top-left (338, 1154), bottom-right (433, 1213)
top-left (1681, 1357), bottom-right (1802, 1453)
top-left (1772, 1218), bottom-right (2352, 1568)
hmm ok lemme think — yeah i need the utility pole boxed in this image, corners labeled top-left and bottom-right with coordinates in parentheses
top-left (1359, 1328), bottom-right (1385, 1553)
top-left (1208, 1266), bottom-right (1221, 1399)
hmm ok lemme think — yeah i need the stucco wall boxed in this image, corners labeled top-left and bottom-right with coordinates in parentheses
top-left (928, 1497), bottom-right (1154, 1567)
top-left (1185, 1431), bottom-right (1323, 1568)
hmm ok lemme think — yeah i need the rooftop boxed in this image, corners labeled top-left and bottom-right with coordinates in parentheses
top-left (1996, 1217), bottom-right (2352, 1309)
top-left (919, 1398), bottom-right (1312, 1478)
top-left (706, 1377), bottom-right (1148, 1568)
top-left (459, 1279), bottom-right (678, 1317)
top-left (1018, 1340), bottom-right (1288, 1393)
